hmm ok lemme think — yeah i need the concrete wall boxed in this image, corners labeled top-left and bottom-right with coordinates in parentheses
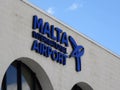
top-left (0, 0), bottom-right (120, 90)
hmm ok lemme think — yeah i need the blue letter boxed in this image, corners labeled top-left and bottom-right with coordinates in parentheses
top-left (42, 44), bottom-right (48, 57)
top-left (55, 27), bottom-right (62, 42)
top-left (47, 46), bottom-right (52, 57)
top-left (57, 52), bottom-right (63, 64)
top-left (51, 25), bottom-right (56, 40)
top-left (62, 55), bottom-right (68, 65)
top-left (51, 50), bottom-right (58, 61)
top-left (60, 32), bottom-right (69, 46)
top-left (32, 15), bottom-right (43, 33)
top-left (31, 40), bottom-right (39, 53)
top-left (43, 22), bottom-right (51, 37)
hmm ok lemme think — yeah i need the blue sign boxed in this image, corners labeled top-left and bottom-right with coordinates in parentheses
top-left (31, 15), bottom-right (84, 72)
top-left (69, 36), bottom-right (84, 71)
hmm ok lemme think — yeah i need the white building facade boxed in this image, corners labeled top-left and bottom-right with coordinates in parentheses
top-left (0, 0), bottom-right (120, 90)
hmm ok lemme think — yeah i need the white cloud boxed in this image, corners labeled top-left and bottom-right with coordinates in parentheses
top-left (46, 7), bottom-right (55, 15)
top-left (69, 3), bottom-right (83, 11)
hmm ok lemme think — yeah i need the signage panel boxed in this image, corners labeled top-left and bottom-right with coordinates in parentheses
top-left (31, 15), bottom-right (84, 72)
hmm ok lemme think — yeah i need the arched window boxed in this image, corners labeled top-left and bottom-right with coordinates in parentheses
top-left (71, 82), bottom-right (93, 90)
top-left (72, 84), bottom-right (82, 90)
top-left (1, 61), bottom-right (42, 90)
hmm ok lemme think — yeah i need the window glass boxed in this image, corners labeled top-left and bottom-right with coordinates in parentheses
top-left (6, 65), bottom-right (17, 90)
top-left (21, 65), bottom-right (31, 90)
top-left (22, 76), bottom-right (30, 90)
top-left (1, 61), bottom-right (42, 90)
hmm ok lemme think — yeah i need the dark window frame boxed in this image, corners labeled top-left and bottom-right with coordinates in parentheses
top-left (1, 61), bottom-right (42, 90)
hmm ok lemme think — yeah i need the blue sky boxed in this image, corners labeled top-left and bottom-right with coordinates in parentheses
top-left (28, 0), bottom-right (120, 56)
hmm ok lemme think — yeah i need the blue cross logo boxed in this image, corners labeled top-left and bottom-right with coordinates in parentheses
top-left (69, 36), bottom-right (84, 72)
